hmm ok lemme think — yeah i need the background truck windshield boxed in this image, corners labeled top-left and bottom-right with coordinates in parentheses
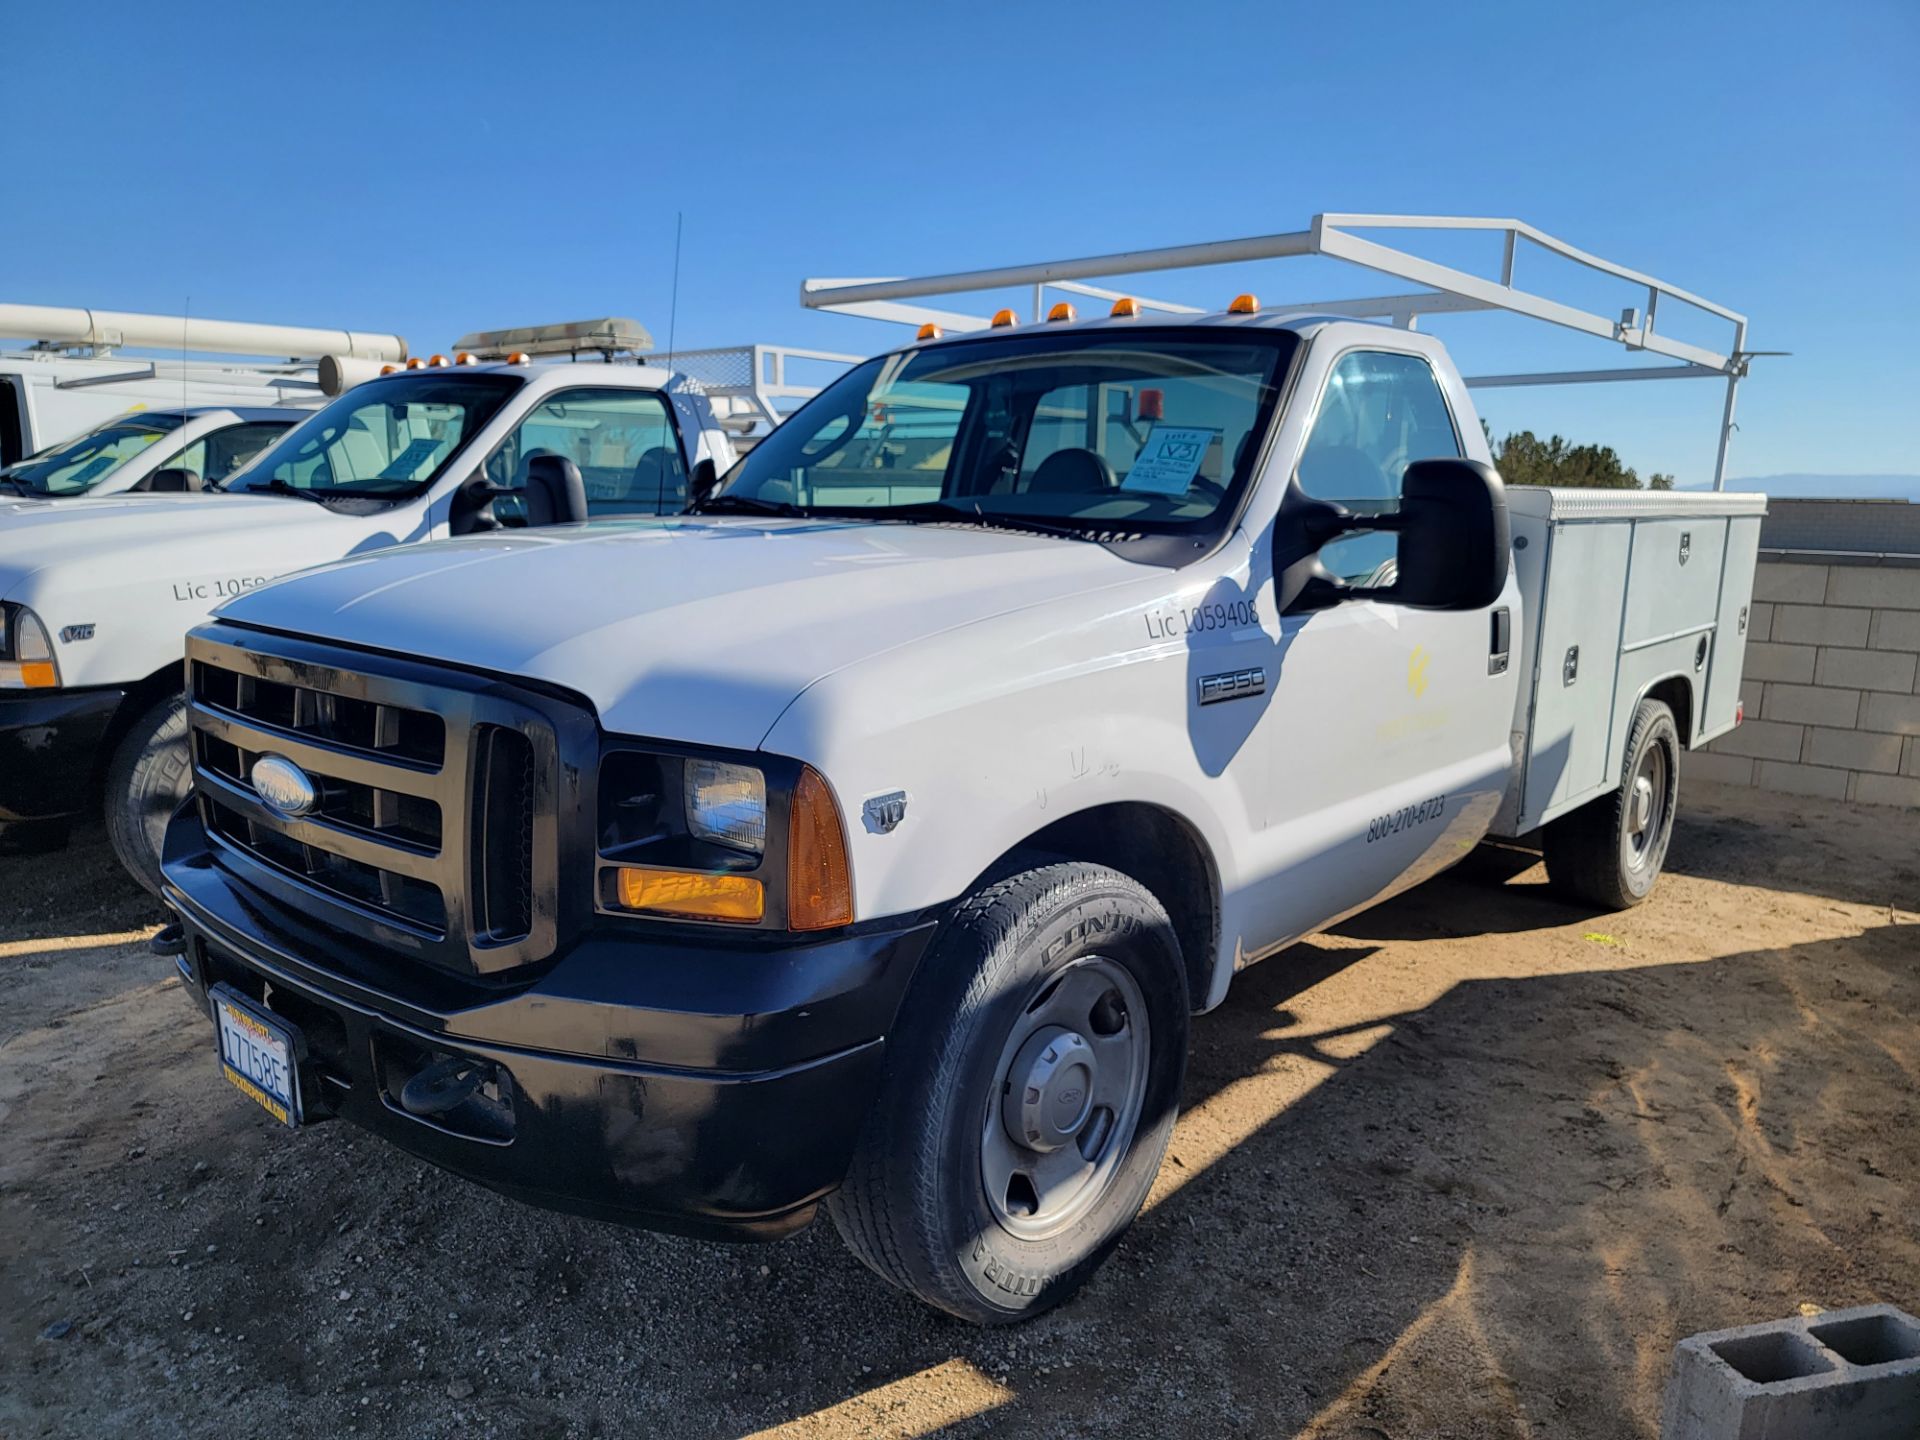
top-left (710, 329), bottom-right (1297, 534)
top-left (230, 374), bottom-right (520, 497)
top-left (1, 415), bottom-right (186, 495)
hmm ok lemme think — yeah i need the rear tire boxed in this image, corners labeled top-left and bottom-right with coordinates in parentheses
top-left (1543, 697), bottom-right (1679, 910)
top-left (827, 862), bottom-right (1189, 1324)
top-left (104, 694), bottom-right (191, 897)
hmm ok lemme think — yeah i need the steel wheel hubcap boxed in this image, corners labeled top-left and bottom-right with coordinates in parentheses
top-left (1625, 741), bottom-right (1670, 867)
top-left (982, 955), bottom-right (1149, 1240)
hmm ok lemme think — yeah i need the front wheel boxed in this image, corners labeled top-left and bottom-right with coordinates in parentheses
top-left (827, 862), bottom-right (1189, 1324)
top-left (1543, 696), bottom-right (1679, 910)
top-left (103, 694), bottom-right (192, 897)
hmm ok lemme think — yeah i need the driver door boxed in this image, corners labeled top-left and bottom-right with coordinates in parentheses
top-left (1249, 346), bottom-right (1518, 949)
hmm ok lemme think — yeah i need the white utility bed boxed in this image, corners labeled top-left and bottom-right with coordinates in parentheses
top-left (1491, 488), bottom-right (1769, 836)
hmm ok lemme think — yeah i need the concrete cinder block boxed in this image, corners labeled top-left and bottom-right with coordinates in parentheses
top-left (1754, 760), bottom-right (1852, 800)
top-left (1862, 692), bottom-right (1920, 737)
top-left (1815, 647), bottom-right (1920, 694)
top-left (1854, 772), bottom-right (1920, 809)
top-left (1687, 751), bottom-right (1756, 787)
top-left (1712, 719), bottom-right (1805, 762)
top-left (1740, 680), bottom-right (1766, 716)
top-left (1746, 601), bottom-right (1774, 642)
top-left (1743, 642), bottom-right (1818, 685)
top-left (1772, 604), bottom-right (1873, 648)
top-left (1826, 565), bottom-right (1920, 611)
top-left (1869, 608), bottom-right (1920, 654)
top-left (1751, 563), bottom-right (1828, 605)
top-left (1763, 684), bottom-right (1861, 729)
top-left (1805, 727), bottom-right (1905, 774)
top-left (1660, 1303), bottom-right (1920, 1440)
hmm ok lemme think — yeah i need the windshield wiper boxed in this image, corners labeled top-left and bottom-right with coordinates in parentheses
top-left (868, 502), bottom-right (1099, 543)
top-left (0, 474), bottom-right (29, 497)
top-left (694, 492), bottom-right (806, 517)
top-left (251, 478), bottom-right (334, 506)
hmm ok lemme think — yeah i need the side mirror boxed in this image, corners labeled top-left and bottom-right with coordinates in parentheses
top-left (1273, 458), bottom-right (1509, 614)
top-left (687, 457), bottom-right (717, 506)
top-left (143, 467), bottom-right (202, 493)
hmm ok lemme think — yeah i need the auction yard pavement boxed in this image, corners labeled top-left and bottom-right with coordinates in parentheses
top-left (3, 782), bottom-right (1914, 1439)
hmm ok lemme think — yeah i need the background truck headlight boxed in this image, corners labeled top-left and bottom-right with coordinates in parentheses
top-left (0, 605), bottom-right (60, 689)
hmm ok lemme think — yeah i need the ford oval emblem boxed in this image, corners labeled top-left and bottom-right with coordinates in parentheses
top-left (251, 754), bottom-right (319, 819)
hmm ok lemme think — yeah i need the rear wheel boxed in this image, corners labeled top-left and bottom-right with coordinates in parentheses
top-left (104, 694), bottom-right (191, 897)
top-left (1543, 697), bottom-right (1679, 910)
top-left (827, 862), bottom-right (1189, 1324)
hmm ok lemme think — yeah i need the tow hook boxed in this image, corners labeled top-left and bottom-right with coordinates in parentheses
top-left (395, 1053), bottom-right (516, 1142)
top-left (149, 921), bottom-right (187, 957)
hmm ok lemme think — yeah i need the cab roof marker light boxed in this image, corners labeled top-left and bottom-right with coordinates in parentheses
top-left (506, 351), bottom-right (531, 365)
top-left (428, 354), bottom-right (450, 367)
top-left (455, 351), bottom-right (479, 365)
top-left (1046, 302), bottom-right (1077, 323)
top-left (990, 308), bottom-right (1017, 328)
top-left (380, 363), bottom-right (399, 375)
top-left (916, 322), bottom-right (943, 341)
top-left (405, 357), bottom-right (426, 370)
top-left (1110, 296), bottom-right (1140, 318)
top-left (1228, 293), bottom-right (1261, 314)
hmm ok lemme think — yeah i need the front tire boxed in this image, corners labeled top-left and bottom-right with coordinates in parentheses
top-left (1542, 697), bottom-right (1679, 910)
top-left (104, 694), bottom-right (191, 897)
top-left (828, 862), bottom-right (1189, 1325)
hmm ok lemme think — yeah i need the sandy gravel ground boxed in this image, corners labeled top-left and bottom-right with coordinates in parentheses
top-left (2, 782), bottom-right (1915, 1439)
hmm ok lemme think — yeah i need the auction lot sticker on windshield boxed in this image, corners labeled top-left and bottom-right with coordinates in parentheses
top-left (211, 983), bottom-right (302, 1127)
top-left (379, 436), bottom-right (444, 480)
top-left (1122, 425), bottom-right (1218, 495)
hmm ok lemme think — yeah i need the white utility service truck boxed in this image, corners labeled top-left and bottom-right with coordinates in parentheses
top-left (0, 302), bottom-right (404, 466)
top-left (0, 319), bottom-right (856, 889)
top-left (157, 217), bottom-right (1766, 1325)
top-left (1, 405), bottom-right (304, 501)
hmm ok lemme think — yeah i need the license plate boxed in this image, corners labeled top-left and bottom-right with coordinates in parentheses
top-left (210, 984), bottom-right (303, 1127)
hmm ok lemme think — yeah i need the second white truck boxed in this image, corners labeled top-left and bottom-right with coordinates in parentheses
top-left (0, 321), bottom-right (855, 888)
top-left (155, 219), bottom-right (1766, 1324)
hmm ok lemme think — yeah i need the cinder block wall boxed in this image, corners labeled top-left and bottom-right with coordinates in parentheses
top-left (1695, 559), bottom-right (1920, 808)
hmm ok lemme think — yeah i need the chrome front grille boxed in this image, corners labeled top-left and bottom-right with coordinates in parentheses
top-left (185, 628), bottom-right (580, 975)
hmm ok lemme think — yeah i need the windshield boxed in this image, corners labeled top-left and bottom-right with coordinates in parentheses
top-left (708, 328), bottom-right (1297, 538)
top-left (1, 415), bottom-right (187, 495)
top-left (227, 374), bottom-right (521, 498)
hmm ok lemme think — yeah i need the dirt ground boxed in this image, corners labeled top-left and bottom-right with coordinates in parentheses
top-left (2, 781), bottom-right (1915, 1439)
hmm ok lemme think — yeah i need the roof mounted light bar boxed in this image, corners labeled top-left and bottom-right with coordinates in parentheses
top-left (453, 317), bottom-right (654, 361)
top-left (801, 213), bottom-right (1762, 488)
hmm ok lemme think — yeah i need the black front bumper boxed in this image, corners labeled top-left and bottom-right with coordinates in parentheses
top-left (0, 686), bottom-right (123, 840)
top-left (162, 810), bottom-right (936, 1241)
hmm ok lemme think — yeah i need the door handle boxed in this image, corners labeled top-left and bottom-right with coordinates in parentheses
top-left (1488, 606), bottom-right (1511, 676)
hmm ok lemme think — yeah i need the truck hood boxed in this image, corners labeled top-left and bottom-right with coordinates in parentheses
top-left (0, 493), bottom-right (343, 592)
top-left (217, 518), bottom-right (1145, 749)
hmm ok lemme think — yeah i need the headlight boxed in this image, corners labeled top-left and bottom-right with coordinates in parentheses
top-left (684, 759), bottom-right (767, 854)
top-left (0, 605), bottom-right (59, 689)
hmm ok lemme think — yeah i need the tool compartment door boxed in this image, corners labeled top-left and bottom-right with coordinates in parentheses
top-left (1523, 521), bottom-right (1632, 821)
top-left (1623, 518), bottom-right (1728, 650)
top-left (1700, 515), bottom-right (1763, 742)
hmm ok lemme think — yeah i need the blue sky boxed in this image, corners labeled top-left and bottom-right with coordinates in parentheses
top-left (4, 0), bottom-right (1915, 490)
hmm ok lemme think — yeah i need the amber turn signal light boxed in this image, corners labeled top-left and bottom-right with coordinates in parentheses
top-left (615, 868), bottom-right (764, 923)
top-left (789, 765), bottom-right (852, 931)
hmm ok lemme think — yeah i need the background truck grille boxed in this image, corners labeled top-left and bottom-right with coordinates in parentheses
top-left (185, 629), bottom-right (578, 975)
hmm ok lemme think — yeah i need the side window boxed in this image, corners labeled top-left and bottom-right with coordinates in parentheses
top-left (203, 422), bottom-right (293, 483)
top-left (160, 438), bottom-right (209, 485)
top-left (483, 389), bottom-right (687, 517)
top-left (1295, 351), bottom-right (1461, 584)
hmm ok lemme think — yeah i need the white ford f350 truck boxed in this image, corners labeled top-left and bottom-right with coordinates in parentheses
top-left (0, 320), bottom-right (853, 889)
top-left (158, 218), bottom-right (1767, 1323)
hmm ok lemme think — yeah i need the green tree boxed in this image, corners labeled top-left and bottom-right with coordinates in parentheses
top-left (1480, 422), bottom-right (1675, 490)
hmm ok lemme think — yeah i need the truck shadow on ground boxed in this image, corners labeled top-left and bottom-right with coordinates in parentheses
top-left (4, 810), bottom-right (1916, 1440)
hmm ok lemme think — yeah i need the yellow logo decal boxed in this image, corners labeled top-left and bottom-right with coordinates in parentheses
top-left (1408, 645), bottom-right (1431, 698)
